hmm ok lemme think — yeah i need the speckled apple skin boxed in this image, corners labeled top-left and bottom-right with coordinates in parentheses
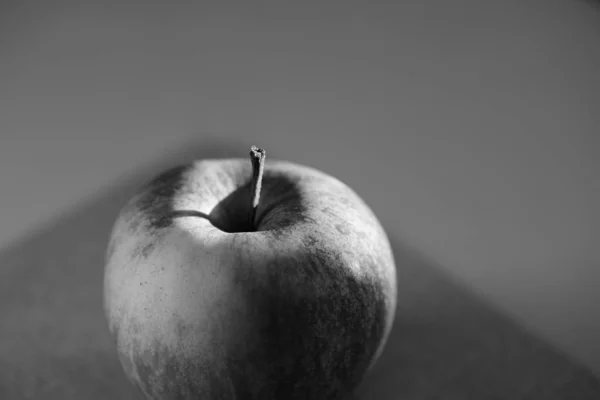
top-left (103, 158), bottom-right (397, 400)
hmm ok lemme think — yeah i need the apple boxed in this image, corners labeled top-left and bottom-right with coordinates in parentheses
top-left (103, 146), bottom-right (397, 399)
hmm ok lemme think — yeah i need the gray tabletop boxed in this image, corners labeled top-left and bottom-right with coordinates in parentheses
top-left (1, 142), bottom-right (599, 399)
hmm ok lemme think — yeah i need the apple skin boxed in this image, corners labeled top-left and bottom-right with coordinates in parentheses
top-left (103, 157), bottom-right (397, 400)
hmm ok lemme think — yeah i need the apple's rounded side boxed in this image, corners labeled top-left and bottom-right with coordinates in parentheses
top-left (103, 158), bottom-right (397, 400)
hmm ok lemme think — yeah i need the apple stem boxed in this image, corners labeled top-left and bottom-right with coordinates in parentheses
top-left (249, 145), bottom-right (266, 229)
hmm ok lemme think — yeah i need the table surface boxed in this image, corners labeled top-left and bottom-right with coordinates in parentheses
top-left (1, 142), bottom-right (599, 400)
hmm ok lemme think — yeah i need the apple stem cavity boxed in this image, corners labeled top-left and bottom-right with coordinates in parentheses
top-left (249, 146), bottom-right (266, 229)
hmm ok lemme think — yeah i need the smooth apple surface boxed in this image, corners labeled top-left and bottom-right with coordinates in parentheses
top-left (104, 156), bottom-right (397, 399)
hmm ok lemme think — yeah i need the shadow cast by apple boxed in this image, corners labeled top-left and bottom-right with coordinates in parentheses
top-left (580, 0), bottom-right (600, 8)
top-left (0, 136), bottom-right (599, 399)
top-left (352, 238), bottom-right (600, 399)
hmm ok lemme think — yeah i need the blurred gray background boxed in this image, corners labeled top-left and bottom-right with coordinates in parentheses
top-left (1, 0), bottom-right (599, 396)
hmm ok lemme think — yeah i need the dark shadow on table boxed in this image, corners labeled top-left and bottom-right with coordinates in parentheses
top-left (0, 137), bottom-right (599, 399)
top-left (581, 0), bottom-right (600, 8)
top-left (353, 239), bottom-right (600, 399)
